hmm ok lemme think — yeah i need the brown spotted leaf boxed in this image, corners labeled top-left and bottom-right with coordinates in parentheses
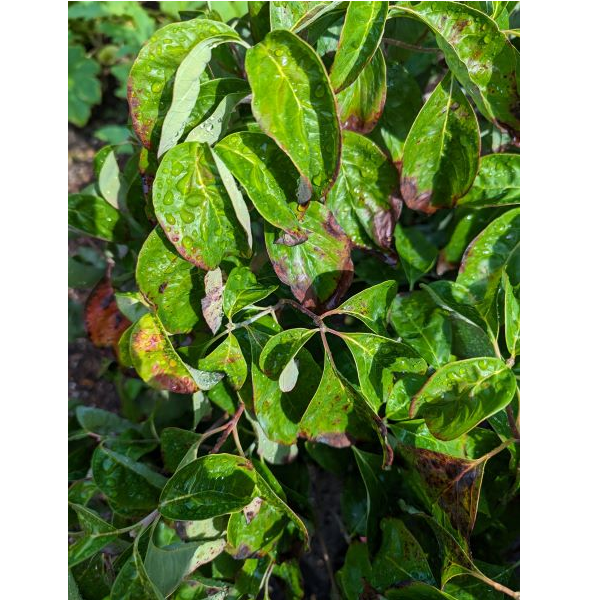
top-left (201, 268), bottom-right (224, 334)
top-left (85, 277), bottom-right (131, 353)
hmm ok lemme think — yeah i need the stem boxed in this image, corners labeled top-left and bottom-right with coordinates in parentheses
top-left (382, 37), bottom-right (440, 53)
top-left (470, 571), bottom-right (520, 599)
top-left (209, 403), bottom-right (245, 455)
top-left (506, 405), bottom-right (520, 439)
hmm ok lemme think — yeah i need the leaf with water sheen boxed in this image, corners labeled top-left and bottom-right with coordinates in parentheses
top-left (329, 1), bottom-right (387, 92)
top-left (395, 224), bottom-right (438, 289)
top-left (68, 504), bottom-right (119, 567)
top-left (222, 267), bottom-right (278, 320)
top-left (327, 130), bottom-right (401, 252)
top-left (458, 154), bottom-right (520, 208)
top-left (337, 48), bottom-right (386, 135)
top-left (245, 30), bottom-right (341, 201)
top-left (153, 142), bottom-right (250, 269)
top-left (410, 357), bottom-right (517, 440)
top-left (340, 332), bottom-right (427, 411)
top-left (334, 280), bottom-right (398, 336)
top-left (159, 454), bottom-right (258, 520)
top-left (136, 227), bottom-right (203, 334)
top-left (197, 333), bottom-right (247, 391)
top-left (389, 1), bottom-right (520, 138)
top-left (400, 73), bottom-right (480, 214)
top-left (68, 194), bottom-right (128, 242)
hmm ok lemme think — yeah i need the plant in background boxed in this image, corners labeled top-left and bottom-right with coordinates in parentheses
top-left (68, 2), bottom-right (520, 599)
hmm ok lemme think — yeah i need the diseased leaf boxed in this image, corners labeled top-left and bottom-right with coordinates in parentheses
top-left (137, 227), bottom-right (203, 334)
top-left (159, 454), bottom-right (257, 520)
top-left (153, 142), bottom-right (250, 269)
top-left (400, 73), bottom-right (480, 214)
top-left (410, 357), bottom-right (517, 440)
top-left (91, 445), bottom-right (166, 512)
top-left (85, 277), bottom-right (131, 352)
top-left (197, 333), bottom-right (248, 391)
top-left (68, 504), bottom-right (119, 568)
top-left (329, 1), bottom-right (388, 92)
top-left (389, 291), bottom-right (452, 368)
top-left (202, 268), bottom-right (224, 334)
top-left (245, 30), bottom-right (341, 201)
top-left (395, 224), bottom-right (438, 289)
top-left (334, 280), bottom-right (398, 336)
top-left (337, 48), bottom-right (386, 134)
top-left (223, 267), bottom-right (278, 319)
top-left (327, 130), bottom-right (401, 252)
top-left (458, 154), bottom-right (520, 208)
top-left (389, 1), bottom-right (520, 137)
top-left (68, 194), bottom-right (128, 242)
top-left (158, 23), bottom-right (245, 156)
top-left (259, 328), bottom-right (317, 378)
top-left (340, 332), bottom-right (427, 411)
top-left (370, 518), bottom-right (435, 589)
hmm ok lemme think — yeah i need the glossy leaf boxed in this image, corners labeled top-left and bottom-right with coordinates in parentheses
top-left (130, 313), bottom-right (221, 393)
top-left (334, 280), bottom-right (398, 336)
top-left (389, 1), bottom-right (520, 137)
top-left (410, 357), bottom-right (517, 440)
top-left (269, 1), bottom-right (324, 31)
top-left (370, 61), bottom-right (422, 164)
top-left (128, 18), bottom-right (239, 149)
top-left (111, 537), bottom-right (163, 600)
top-left (389, 291), bottom-right (452, 368)
top-left (503, 271), bottom-right (519, 358)
top-left (327, 130), bottom-right (401, 252)
top-left (395, 224), bottom-right (438, 289)
top-left (158, 23), bottom-right (245, 156)
top-left (340, 332), bottom-right (427, 411)
top-left (458, 154), bottom-right (520, 208)
top-left (68, 504), bottom-right (119, 567)
top-left (370, 518), bottom-right (435, 589)
top-left (329, 1), bottom-right (388, 93)
top-left (160, 454), bottom-right (257, 520)
top-left (197, 333), bottom-right (248, 391)
top-left (222, 267), bottom-right (278, 319)
top-left (259, 328), bottom-right (317, 378)
top-left (400, 73), bottom-right (480, 214)
top-left (76, 406), bottom-right (137, 437)
top-left (246, 30), bottom-right (341, 201)
top-left (92, 445), bottom-right (166, 512)
top-left (136, 227), bottom-right (203, 334)
top-left (94, 145), bottom-right (123, 210)
top-left (337, 48), bottom-right (386, 134)
top-left (153, 142), bottom-right (250, 269)
top-left (68, 194), bottom-right (128, 242)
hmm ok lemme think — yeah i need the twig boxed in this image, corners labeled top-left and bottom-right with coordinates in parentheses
top-left (382, 37), bottom-right (440, 53)
top-left (209, 403), bottom-right (245, 455)
top-left (470, 571), bottom-right (520, 599)
top-left (506, 405), bottom-right (520, 439)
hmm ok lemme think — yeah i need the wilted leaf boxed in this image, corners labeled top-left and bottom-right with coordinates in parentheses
top-left (202, 267), bottom-right (224, 335)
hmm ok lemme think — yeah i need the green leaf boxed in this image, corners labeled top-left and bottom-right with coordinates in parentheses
top-left (329, 1), bottom-right (388, 92)
top-left (249, 1), bottom-right (270, 42)
top-left (144, 523), bottom-right (226, 596)
top-left (129, 18), bottom-right (240, 149)
top-left (327, 130), bottom-right (401, 252)
top-left (158, 22), bottom-right (246, 156)
top-left (245, 30), bottom-right (341, 202)
top-left (197, 333), bottom-right (248, 390)
top-left (337, 47), bottom-right (386, 135)
top-left (68, 45), bottom-right (101, 127)
top-left (457, 154), bottom-right (520, 208)
top-left (112, 536), bottom-right (163, 600)
top-left (130, 313), bottom-right (222, 393)
top-left (160, 427), bottom-right (202, 473)
top-left (91, 445), bottom-right (167, 512)
top-left (410, 358), bottom-right (517, 440)
top-left (269, 1), bottom-right (324, 30)
top-left (68, 504), bottom-right (118, 568)
top-left (400, 73), bottom-right (480, 214)
top-left (334, 280), bottom-right (398, 336)
top-left (223, 267), bottom-right (278, 319)
top-left (370, 518), bottom-right (435, 589)
top-left (246, 410), bottom-right (300, 464)
top-left (337, 542), bottom-right (372, 600)
top-left (389, 1), bottom-right (520, 138)
top-left (136, 227), bottom-right (203, 334)
top-left (226, 499), bottom-right (287, 558)
top-left (384, 582), bottom-right (456, 599)
top-left (395, 224), bottom-right (438, 289)
top-left (503, 271), bottom-right (519, 358)
top-left (340, 332), bottom-right (427, 411)
top-left (389, 291), bottom-right (452, 368)
top-left (456, 209), bottom-right (520, 329)
top-left (159, 454), bottom-right (257, 520)
top-left (94, 146), bottom-right (124, 210)
top-left (75, 406), bottom-right (138, 437)
top-left (114, 292), bottom-right (149, 323)
top-left (370, 60), bottom-right (422, 164)
top-left (153, 141), bottom-right (251, 269)
top-left (259, 328), bottom-right (317, 378)
top-left (68, 194), bottom-right (128, 242)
